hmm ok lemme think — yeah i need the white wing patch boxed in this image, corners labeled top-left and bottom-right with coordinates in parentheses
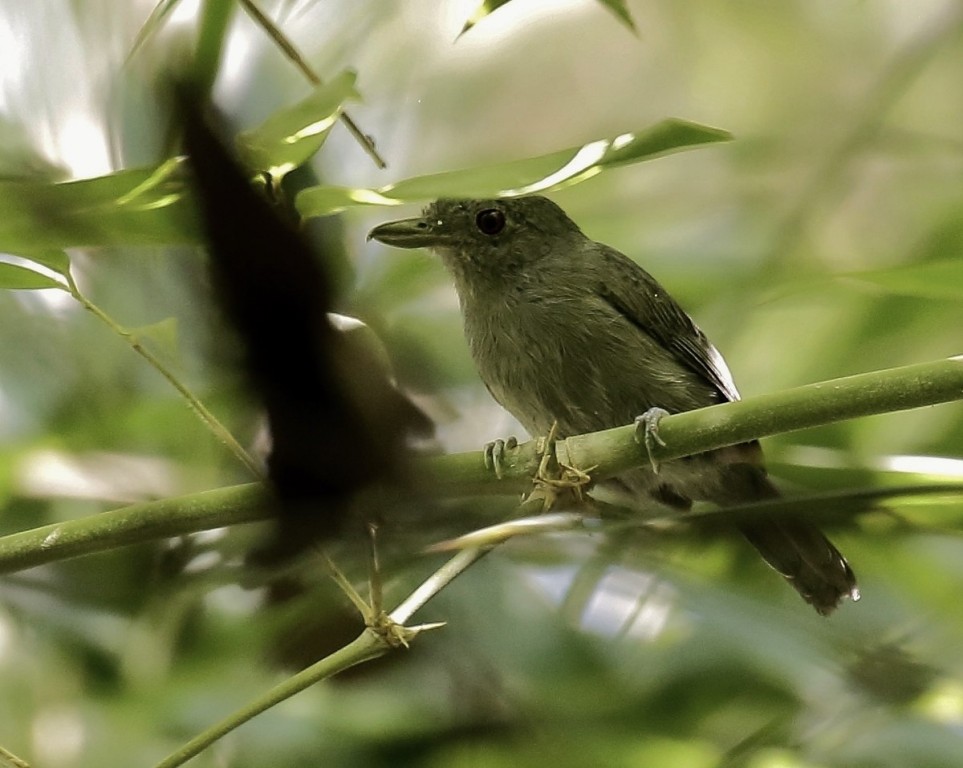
top-left (707, 342), bottom-right (741, 402)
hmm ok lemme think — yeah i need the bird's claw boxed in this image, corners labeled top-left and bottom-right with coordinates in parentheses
top-left (483, 436), bottom-right (518, 480)
top-left (634, 407), bottom-right (670, 474)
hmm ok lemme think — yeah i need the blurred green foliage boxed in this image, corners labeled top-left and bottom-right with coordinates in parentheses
top-left (0, 1), bottom-right (962, 766)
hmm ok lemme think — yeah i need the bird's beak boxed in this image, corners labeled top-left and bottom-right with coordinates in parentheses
top-left (367, 216), bottom-right (447, 249)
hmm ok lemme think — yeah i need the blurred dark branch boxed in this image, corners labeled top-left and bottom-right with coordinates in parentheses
top-left (0, 356), bottom-right (961, 574)
top-left (178, 91), bottom-right (422, 556)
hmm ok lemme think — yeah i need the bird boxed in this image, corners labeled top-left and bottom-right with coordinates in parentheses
top-left (368, 195), bottom-right (858, 614)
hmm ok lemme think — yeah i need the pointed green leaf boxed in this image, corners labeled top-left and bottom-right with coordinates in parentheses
top-left (0, 263), bottom-right (66, 291)
top-left (236, 70), bottom-right (358, 181)
top-left (459, 0), bottom-right (635, 37)
top-left (296, 118), bottom-right (732, 217)
top-left (596, 0), bottom-right (637, 33)
top-left (458, 0), bottom-right (513, 37)
top-left (0, 159), bottom-right (200, 252)
top-left (846, 261), bottom-right (963, 300)
top-left (20, 250), bottom-right (71, 277)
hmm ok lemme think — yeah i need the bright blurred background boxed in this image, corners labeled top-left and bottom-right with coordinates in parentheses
top-left (1, 1), bottom-right (963, 766)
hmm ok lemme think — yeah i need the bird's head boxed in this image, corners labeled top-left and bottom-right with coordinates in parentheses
top-left (368, 196), bottom-right (583, 289)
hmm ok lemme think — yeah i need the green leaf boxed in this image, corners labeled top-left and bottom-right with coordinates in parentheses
top-left (235, 71), bottom-right (358, 181)
top-left (19, 250), bottom-right (71, 277)
top-left (846, 260), bottom-right (963, 300)
top-left (0, 159), bottom-right (201, 252)
top-left (0, 262), bottom-right (66, 291)
top-left (459, 0), bottom-right (637, 37)
top-left (458, 0), bottom-right (513, 37)
top-left (296, 118), bottom-right (732, 217)
top-left (596, 0), bottom-right (637, 33)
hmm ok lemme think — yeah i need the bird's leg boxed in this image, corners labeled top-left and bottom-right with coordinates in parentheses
top-left (483, 436), bottom-right (518, 480)
top-left (529, 422), bottom-right (595, 510)
top-left (529, 424), bottom-right (562, 511)
top-left (634, 407), bottom-right (670, 473)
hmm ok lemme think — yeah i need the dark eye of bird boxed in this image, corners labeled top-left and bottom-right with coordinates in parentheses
top-left (475, 208), bottom-right (506, 236)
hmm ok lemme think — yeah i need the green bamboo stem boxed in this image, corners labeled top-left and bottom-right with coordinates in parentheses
top-left (427, 355), bottom-right (963, 494)
top-left (0, 356), bottom-right (960, 575)
top-left (559, 354), bottom-right (963, 483)
top-left (151, 506), bottom-right (524, 768)
top-left (152, 630), bottom-right (388, 768)
top-left (0, 484), bottom-right (265, 574)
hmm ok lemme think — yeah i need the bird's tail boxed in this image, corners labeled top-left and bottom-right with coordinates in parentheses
top-left (738, 519), bottom-right (858, 615)
top-left (714, 456), bottom-right (858, 615)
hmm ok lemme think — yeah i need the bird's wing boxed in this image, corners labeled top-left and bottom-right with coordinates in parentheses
top-left (593, 242), bottom-right (741, 403)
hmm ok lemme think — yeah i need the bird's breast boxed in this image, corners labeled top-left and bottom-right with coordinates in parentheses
top-left (460, 287), bottom-right (714, 437)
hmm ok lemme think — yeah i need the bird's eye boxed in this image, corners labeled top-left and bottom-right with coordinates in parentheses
top-left (475, 208), bottom-right (506, 236)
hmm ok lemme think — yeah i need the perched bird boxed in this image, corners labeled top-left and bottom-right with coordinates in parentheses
top-left (369, 196), bottom-right (858, 614)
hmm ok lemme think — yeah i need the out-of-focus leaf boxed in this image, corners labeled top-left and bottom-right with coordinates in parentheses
top-left (0, 262), bottom-right (65, 291)
top-left (0, 742), bottom-right (29, 768)
top-left (846, 261), bottom-right (963, 300)
top-left (458, 0), bottom-right (513, 37)
top-left (0, 118), bottom-right (68, 181)
top-left (847, 643), bottom-right (936, 704)
top-left (459, 0), bottom-right (636, 37)
top-left (130, 317), bottom-right (180, 363)
top-left (0, 159), bottom-right (200, 252)
top-left (18, 249), bottom-right (71, 277)
top-left (296, 118), bottom-right (731, 217)
top-left (596, 0), bottom-right (637, 33)
top-left (235, 70), bottom-right (358, 181)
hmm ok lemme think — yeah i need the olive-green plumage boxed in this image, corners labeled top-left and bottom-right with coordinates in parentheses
top-left (369, 195), bottom-right (857, 614)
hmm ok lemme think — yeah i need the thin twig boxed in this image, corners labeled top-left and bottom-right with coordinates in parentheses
top-left (65, 272), bottom-right (264, 479)
top-left (152, 495), bottom-right (546, 768)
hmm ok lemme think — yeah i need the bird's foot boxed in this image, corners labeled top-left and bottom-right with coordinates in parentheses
top-left (634, 407), bottom-right (670, 474)
top-left (483, 436), bottom-right (518, 480)
top-left (529, 422), bottom-right (595, 511)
